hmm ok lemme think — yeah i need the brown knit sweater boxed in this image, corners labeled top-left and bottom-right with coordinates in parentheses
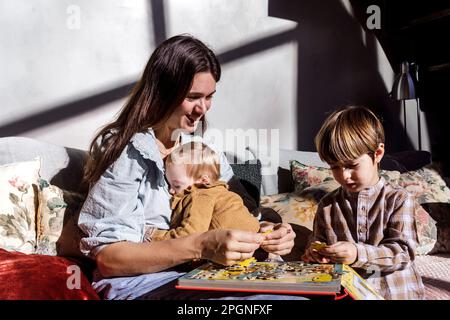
top-left (152, 181), bottom-right (260, 241)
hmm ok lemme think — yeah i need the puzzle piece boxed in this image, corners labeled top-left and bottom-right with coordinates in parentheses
top-left (238, 257), bottom-right (257, 268)
top-left (310, 242), bottom-right (328, 250)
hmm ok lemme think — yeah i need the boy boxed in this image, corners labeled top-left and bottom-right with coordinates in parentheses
top-left (147, 141), bottom-right (260, 241)
top-left (302, 106), bottom-right (424, 300)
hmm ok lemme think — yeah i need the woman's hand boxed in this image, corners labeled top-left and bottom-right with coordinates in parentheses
top-left (259, 222), bottom-right (296, 256)
top-left (318, 241), bottom-right (357, 264)
top-left (198, 229), bottom-right (264, 266)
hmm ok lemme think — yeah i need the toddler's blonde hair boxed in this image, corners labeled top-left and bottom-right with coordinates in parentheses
top-left (166, 141), bottom-right (221, 182)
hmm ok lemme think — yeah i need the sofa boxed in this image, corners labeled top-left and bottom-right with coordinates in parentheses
top-left (0, 136), bottom-right (449, 300)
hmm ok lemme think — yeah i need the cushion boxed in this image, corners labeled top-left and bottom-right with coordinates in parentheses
top-left (380, 151), bottom-right (431, 173)
top-left (290, 160), bottom-right (401, 193)
top-left (397, 164), bottom-right (450, 205)
top-left (36, 178), bottom-right (68, 255)
top-left (397, 165), bottom-right (450, 254)
top-left (261, 192), bottom-right (317, 231)
top-left (0, 159), bottom-right (40, 254)
top-left (0, 248), bottom-right (99, 300)
top-left (0, 137), bottom-right (87, 193)
top-left (422, 203), bottom-right (450, 254)
top-left (229, 159), bottom-right (262, 205)
top-left (36, 179), bottom-right (89, 262)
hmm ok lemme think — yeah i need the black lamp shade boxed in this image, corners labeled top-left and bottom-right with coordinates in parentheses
top-left (392, 62), bottom-right (417, 100)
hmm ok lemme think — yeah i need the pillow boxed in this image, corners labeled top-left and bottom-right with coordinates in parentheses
top-left (288, 160), bottom-right (439, 255)
top-left (36, 179), bottom-right (87, 257)
top-left (414, 204), bottom-right (437, 255)
top-left (290, 160), bottom-right (401, 193)
top-left (230, 159), bottom-right (262, 205)
top-left (261, 192), bottom-right (317, 231)
top-left (0, 248), bottom-right (99, 300)
top-left (422, 203), bottom-right (450, 254)
top-left (397, 164), bottom-right (450, 205)
top-left (0, 159), bottom-right (40, 254)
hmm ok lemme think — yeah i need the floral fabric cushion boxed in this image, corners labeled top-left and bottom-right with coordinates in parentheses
top-left (422, 203), bottom-right (450, 254)
top-left (290, 160), bottom-right (401, 193)
top-left (261, 192), bottom-right (317, 231)
top-left (0, 160), bottom-right (40, 254)
top-left (260, 179), bottom-right (342, 231)
top-left (36, 179), bottom-right (86, 256)
top-left (397, 164), bottom-right (450, 205)
top-left (414, 204), bottom-right (437, 255)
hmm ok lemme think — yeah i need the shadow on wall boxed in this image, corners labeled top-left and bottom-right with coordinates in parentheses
top-left (1, 0), bottom-right (412, 155)
top-left (269, 0), bottom-right (409, 152)
top-left (0, 0), bottom-right (166, 138)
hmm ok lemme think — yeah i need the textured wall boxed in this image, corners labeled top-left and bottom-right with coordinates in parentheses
top-left (0, 0), bottom-right (424, 156)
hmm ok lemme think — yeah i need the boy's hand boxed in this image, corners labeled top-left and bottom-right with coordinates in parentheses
top-left (301, 241), bottom-right (331, 264)
top-left (319, 241), bottom-right (357, 264)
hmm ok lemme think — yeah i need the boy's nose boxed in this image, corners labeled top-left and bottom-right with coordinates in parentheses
top-left (343, 169), bottom-right (351, 179)
top-left (169, 188), bottom-right (175, 195)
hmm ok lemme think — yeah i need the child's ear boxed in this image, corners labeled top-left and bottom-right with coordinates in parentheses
top-left (374, 143), bottom-right (385, 163)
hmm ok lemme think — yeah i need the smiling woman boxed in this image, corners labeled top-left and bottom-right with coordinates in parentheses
top-left (77, 34), bottom-right (297, 300)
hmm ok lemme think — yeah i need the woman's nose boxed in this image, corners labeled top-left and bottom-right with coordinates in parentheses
top-left (194, 98), bottom-right (208, 115)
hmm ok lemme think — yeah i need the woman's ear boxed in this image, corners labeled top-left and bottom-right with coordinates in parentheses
top-left (374, 143), bottom-right (385, 164)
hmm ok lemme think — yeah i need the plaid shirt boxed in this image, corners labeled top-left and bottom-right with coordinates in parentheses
top-left (312, 177), bottom-right (425, 300)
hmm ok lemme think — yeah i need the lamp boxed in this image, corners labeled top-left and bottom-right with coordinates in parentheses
top-left (391, 61), bottom-right (422, 150)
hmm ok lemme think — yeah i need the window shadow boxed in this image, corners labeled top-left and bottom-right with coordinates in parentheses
top-left (2, 0), bottom-right (412, 155)
top-left (149, 0), bottom-right (167, 46)
top-left (269, 0), bottom-right (410, 152)
top-left (0, 82), bottom-right (135, 137)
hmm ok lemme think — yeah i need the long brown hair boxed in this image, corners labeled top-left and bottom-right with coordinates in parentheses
top-left (84, 35), bottom-right (221, 185)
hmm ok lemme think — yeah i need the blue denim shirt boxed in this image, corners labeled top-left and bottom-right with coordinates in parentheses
top-left (78, 129), bottom-right (234, 257)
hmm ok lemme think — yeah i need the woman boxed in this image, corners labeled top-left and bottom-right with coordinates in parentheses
top-left (78, 35), bottom-right (297, 300)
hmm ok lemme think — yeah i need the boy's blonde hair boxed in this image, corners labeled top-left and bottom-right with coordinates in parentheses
top-left (315, 106), bottom-right (385, 164)
top-left (166, 141), bottom-right (221, 182)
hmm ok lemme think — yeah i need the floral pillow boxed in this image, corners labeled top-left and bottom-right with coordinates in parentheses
top-left (421, 203), bottom-right (450, 254)
top-left (414, 204), bottom-right (437, 255)
top-left (36, 179), bottom-right (86, 256)
top-left (0, 159), bottom-right (40, 254)
top-left (261, 192), bottom-right (317, 231)
top-left (397, 164), bottom-right (450, 205)
top-left (290, 160), bottom-right (401, 193)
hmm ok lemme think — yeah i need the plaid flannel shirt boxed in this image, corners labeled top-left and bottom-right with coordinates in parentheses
top-left (312, 177), bottom-right (425, 300)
